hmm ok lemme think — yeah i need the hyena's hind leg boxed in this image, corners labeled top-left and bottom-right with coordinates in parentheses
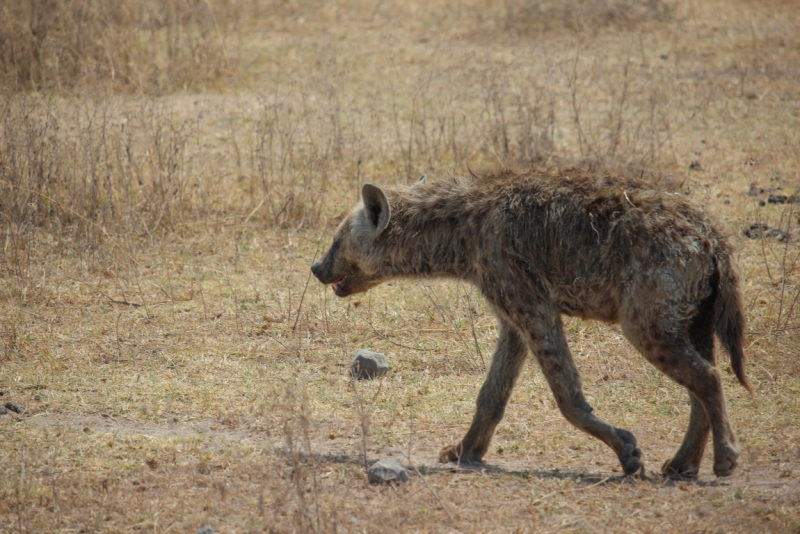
top-left (621, 308), bottom-right (740, 478)
top-left (439, 320), bottom-right (528, 463)
top-left (524, 310), bottom-right (644, 476)
top-left (660, 290), bottom-right (717, 478)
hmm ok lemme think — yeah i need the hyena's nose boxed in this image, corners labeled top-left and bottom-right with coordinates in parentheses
top-left (311, 260), bottom-right (322, 276)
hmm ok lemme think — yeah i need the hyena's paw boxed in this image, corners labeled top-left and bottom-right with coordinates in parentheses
top-left (438, 443), bottom-right (484, 464)
top-left (713, 444), bottom-right (740, 477)
top-left (614, 427), bottom-right (644, 476)
top-left (661, 457), bottom-right (700, 479)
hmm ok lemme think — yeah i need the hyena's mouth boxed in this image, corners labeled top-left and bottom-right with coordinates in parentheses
top-left (331, 277), bottom-right (346, 293)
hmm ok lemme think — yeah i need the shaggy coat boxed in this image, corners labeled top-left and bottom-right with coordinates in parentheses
top-left (312, 168), bottom-right (751, 478)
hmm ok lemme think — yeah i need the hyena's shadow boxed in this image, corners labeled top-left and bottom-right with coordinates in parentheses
top-left (428, 461), bottom-right (735, 488)
top-left (282, 450), bottom-right (730, 489)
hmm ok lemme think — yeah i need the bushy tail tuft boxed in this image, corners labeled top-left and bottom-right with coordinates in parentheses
top-left (715, 256), bottom-right (753, 394)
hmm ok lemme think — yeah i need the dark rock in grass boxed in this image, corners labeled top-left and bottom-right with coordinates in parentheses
top-left (4, 402), bottom-right (22, 414)
top-left (0, 406), bottom-right (7, 415)
top-left (350, 350), bottom-right (389, 380)
top-left (197, 527), bottom-right (215, 534)
top-left (743, 223), bottom-right (769, 239)
top-left (768, 194), bottom-right (789, 204)
top-left (368, 459), bottom-right (409, 484)
top-left (743, 223), bottom-right (789, 242)
top-left (766, 229), bottom-right (790, 241)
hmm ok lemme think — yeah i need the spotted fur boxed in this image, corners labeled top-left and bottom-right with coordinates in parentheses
top-left (312, 168), bottom-right (751, 478)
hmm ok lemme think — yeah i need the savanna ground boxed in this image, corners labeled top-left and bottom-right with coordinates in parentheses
top-left (1, 0), bottom-right (799, 532)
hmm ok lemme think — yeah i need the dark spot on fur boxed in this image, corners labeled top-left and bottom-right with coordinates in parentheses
top-left (553, 363), bottom-right (562, 372)
top-left (658, 355), bottom-right (667, 364)
top-left (557, 395), bottom-right (563, 405)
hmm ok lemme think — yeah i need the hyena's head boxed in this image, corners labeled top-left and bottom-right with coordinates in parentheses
top-left (311, 184), bottom-right (391, 297)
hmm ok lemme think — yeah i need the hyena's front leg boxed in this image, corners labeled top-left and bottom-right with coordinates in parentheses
top-left (439, 320), bottom-right (528, 463)
top-left (527, 312), bottom-right (645, 476)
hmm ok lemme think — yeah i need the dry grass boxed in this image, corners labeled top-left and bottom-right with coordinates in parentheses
top-left (2, 0), bottom-right (800, 532)
top-left (0, 0), bottom-right (251, 93)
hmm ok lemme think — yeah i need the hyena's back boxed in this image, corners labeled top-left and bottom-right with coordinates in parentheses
top-left (394, 169), bottom-right (732, 323)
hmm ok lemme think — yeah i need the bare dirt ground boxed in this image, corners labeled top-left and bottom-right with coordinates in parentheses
top-left (22, 411), bottom-right (800, 493)
top-left (2, 0), bottom-right (800, 532)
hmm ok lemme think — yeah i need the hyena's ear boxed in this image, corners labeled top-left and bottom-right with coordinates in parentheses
top-left (361, 183), bottom-right (391, 236)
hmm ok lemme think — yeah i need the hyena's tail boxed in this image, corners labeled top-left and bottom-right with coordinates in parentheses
top-left (714, 254), bottom-right (754, 394)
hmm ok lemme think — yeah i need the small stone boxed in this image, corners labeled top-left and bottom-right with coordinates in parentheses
top-left (744, 223), bottom-right (790, 241)
top-left (367, 459), bottom-right (409, 484)
top-left (350, 350), bottom-right (389, 380)
top-left (743, 223), bottom-right (769, 239)
top-left (0, 406), bottom-right (7, 415)
top-left (197, 527), bottom-right (215, 534)
top-left (766, 228), bottom-right (790, 242)
top-left (768, 194), bottom-right (788, 204)
top-left (4, 402), bottom-right (22, 414)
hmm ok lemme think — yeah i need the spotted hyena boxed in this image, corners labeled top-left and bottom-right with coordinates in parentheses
top-left (311, 168), bottom-right (751, 478)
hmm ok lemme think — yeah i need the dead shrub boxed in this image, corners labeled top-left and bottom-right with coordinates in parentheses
top-left (0, 92), bottom-right (196, 264)
top-left (0, 0), bottom-right (244, 93)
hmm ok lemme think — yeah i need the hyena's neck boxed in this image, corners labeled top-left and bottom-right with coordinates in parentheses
top-left (372, 188), bottom-right (482, 281)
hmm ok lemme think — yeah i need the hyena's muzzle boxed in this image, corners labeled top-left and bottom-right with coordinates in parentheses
top-left (310, 255), bottom-right (345, 293)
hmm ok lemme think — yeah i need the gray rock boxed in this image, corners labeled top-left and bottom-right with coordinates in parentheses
top-left (368, 459), bottom-right (409, 484)
top-left (4, 402), bottom-right (22, 414)
top-left (197, 527), bottom-right (215, 534)
top-left (350, 350), bottom-right (389, 379)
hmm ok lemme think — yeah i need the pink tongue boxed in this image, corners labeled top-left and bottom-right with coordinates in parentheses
top-left (332, 278), bottom-right (345, 292)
